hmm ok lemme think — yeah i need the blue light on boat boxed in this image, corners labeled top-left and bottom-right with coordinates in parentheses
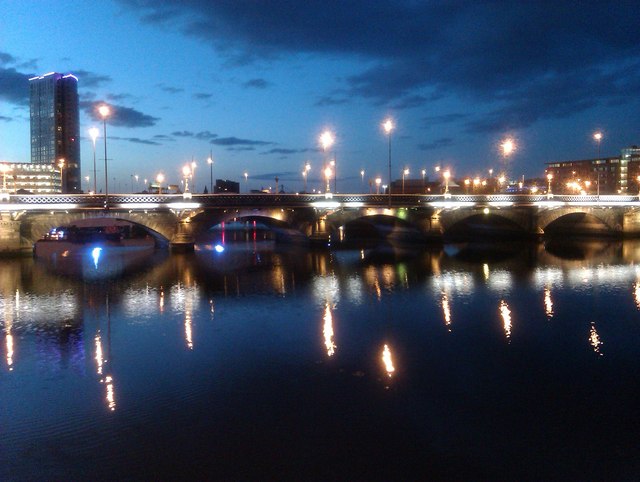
top-left (214, 244), bottom-right (225, 253)
top-left (91, 247), bottom-right (102, 268)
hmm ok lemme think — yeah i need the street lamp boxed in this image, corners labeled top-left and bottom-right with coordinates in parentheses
top-left (207, 154), bottom-right (214, 194)
top-left (375, 177), bottom-right (382, 194)
top-left (443, 170), bottom-right (451, 196)
top-left (383, 118), bottom-right (394, 206)
top-left (98, 104), bottom-right (111, 206)
top-left (89, 127), bottom-right (99, 194)
top-left (182, 165), bottom-right (192, 192)
top-left (85, 175), bottom-right (90, 193)
top-left (360, 169), bottom-right (365, 191)
top-left (402, 168), bottom-right (409, 194)
top-left (156, 173), bottom-right (165, 194)
top-left (324, 166), bottom-right (332, 193)
top-left (58, 158), bottom-right (65, 193)
top-left (464, 178), bottom-right (470, 194)
top-left (547, 173), bottom-right (553, 195)
top-left (594, 132), bottom-right (603, 197)
top-left (421, 169), bottom-right (426, 192)
top-left (244, 171), bottom-right (248, 192)
top-left (319, 130), bottom-right (335, 193)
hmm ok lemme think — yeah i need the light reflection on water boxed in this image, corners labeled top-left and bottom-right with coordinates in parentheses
top-left (2, 238), bottom-right (640, 479)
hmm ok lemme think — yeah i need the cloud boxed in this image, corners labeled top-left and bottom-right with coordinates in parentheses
top-left (0, 68), bottom-right (31, 105)
top-left (261, 147), bottom-right (314, 156)
top-left (194, 130), bottom-right (217, 140)
top-left (210, 136), bottom-right (273, 147)
top-left (83, 101), bottom-right (160, 127)
top-left (172, 130), bottom-right (194, 137)
top-left (111, 136), bottom-right (161, 145)
top-left (0, 52), bottom-right (17, 65)
top-left (120, 1), bottom-right (640, 132)
top-left (193, 92), bottom-right (212, 100)
top-left (72, 69), bottom-right (112, 88)
top-left (157, 84), bottom-right (184, 94)
top-left (243, 78), bottom-right (269, 89)
top-left (418, 137), bottom-right (454, 151)
top-left (0, 115), bottom-right (12, 122)
top-left (314, 95), bottom-right (349, 107)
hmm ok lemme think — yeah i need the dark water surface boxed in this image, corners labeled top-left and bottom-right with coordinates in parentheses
top-left (2, 238), bottom-right (640, 480)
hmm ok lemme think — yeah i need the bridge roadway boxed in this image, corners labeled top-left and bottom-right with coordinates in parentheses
top-left (1, 192), bottom-right (640, 254)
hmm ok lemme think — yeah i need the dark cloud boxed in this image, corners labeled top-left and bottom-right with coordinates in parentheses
top-left (107, 92), bottom-right (134, 101)
top-left (227, 146), bottom-right (256, 151)
top-left (111, 136), bottom-right (161, 145)
top-left (0, 68), bottom-right (31, 104)
top-left (210, 136), bottom-right (273, 146)
top-left (157, 84), bottom-right (184, 94)
top-left (83, 101), bottom-right (160, 127)
top-left (72, 69), bottom-right (112, 88)
top-left (314, 95), bottom-right (349, 107)
top-left (243, 78), bottom-right (269, 89)
top-left (153, 134), bottom-right (173, 140)
top-left (172, 130), bottom-right (194, 137)
top-left (0, 52), bottom-right (17, 65)
top-left (120, 1), bottom-right (640, 131)
top-left (194, 130), bottom-right (217, 140)
top-left (0, 115), bottom-right (12, 122)
top-left (418, 137), bottom-right (454, 151)
top-left (262, 147), bottom-right (314, 156)
top-left (193, 92), bottom-right (212, 100)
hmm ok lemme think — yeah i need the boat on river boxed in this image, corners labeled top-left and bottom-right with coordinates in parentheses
top-left (34, 220), bottom-right (156, 257)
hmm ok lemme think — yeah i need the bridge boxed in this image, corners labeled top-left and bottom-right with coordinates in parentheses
top-left (2, 192), bottom-right (640, 255)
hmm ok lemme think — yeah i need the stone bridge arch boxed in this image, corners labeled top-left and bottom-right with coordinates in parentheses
top-left (436, 206), bottom-right (535, 236)
top-left (536, 206), bottom-right (623, 235)
top-left (18, 209), bottom-right (179, 247)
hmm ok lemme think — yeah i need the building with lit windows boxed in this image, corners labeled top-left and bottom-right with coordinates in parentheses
top-left (0, 162), bottom-right (61, 194)
top-left (29, 72), bottom-right (81, 193)
top-left (546, 146), bottom-right (640, 194)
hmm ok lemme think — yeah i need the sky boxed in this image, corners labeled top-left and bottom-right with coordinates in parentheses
top-left (1, 0), bottom-right (639, 193)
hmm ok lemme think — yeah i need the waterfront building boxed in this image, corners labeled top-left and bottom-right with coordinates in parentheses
top-left (29, 72), bottom-right (81, 193)
top-left (546, 146), bottom-right (640, 194)
top-left (0, 162), bottom-right (61, 194)
top-left (215, 179), bottom-right (240, 194)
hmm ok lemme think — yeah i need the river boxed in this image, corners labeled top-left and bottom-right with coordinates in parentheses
top-left (1, 236), bottom-right (639, 480)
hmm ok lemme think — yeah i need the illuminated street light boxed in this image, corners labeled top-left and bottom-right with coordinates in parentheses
top-left (324, 166), bottom-right (333, 193)
top-left (547, 173), bottom-right (553, 196)
top-left (89, 127), bottom-right (99, 193)
top-left (244, 171), bottom-right (248, 192)
top-left (58, 158), bottom-right (65, 193)
top-left (156, 173), bottom-right (165, 194)
top-left (182, 165), bottom-right (191, 193)
top-left (594, 131), bottom-right (603, 198)
top-left (443, 170), bottom-right (451, 196)
top-left (319, 130), bottom-right (335, 193)
top-left (421, 168), bottom-right (426, 192)
top-left (464, 178), bottom-right (470, 194)
top-left (402, 168), bottom-right (409, 194)
top-left (207, 153), bottom-right (214, 194)
top-left (360, 169), bottom-right (365, 191)
top-left (383, 118), bottom-right (394, 206)
top-left (98, 104), bottom-right (111, 206)
top-left (501, 138), bottom-right (515, 157)
top-left (85, 175), bottom-right (90, 193)
top-left (375, 177), bottom-right (382, 194)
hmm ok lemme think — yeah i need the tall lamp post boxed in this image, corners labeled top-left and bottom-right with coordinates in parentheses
top-left (375, 177), bottom-right (382, 194)
top-left (58, 158), bottom-right (65, 193)
top-left (402, 168), bottom-right (409, 194)
top-left (319, 131), bottom-right (335, 193)
top-left (383, 119), bottom-right (394, 207)
top-left (360, 169), bottom-right (365, 191)
top-left (207, 154), bottom-right (214, 194)
top-left (421, 169), bottom-right (426, 193)
top-left (594, 131), bottom-right (603, 197)
top-left (182, 165), bottom-right (191, 192)
top-left (156, 173), bottom-right (165, 194)
top-left (98, 105), bottom-right (111, 206)
top-left (443, 170), bottom-right (451, 196)
top-left (89, 127), bottom-right (99, 194)
top-left (244, 171), bottom-right (248, 192)
top-left (547, 173), bottom-right (553, 196)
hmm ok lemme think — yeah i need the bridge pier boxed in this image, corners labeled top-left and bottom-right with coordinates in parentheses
top-left (170, 222), bottom-right (195, 252)
top-left (0, 213), bottom-right (31, 256)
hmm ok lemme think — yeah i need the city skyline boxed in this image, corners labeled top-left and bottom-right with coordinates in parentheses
top-left (1, 1), bottom-right (639, 193)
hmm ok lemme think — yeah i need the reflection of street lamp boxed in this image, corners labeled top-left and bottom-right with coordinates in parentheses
top-left (375, 177), bottom-right (382, 194)
top-left (383, 119), bottom-right (394, 206)
top-left (156, 173), bottom-right (165, 194)
top-left (58, 158), bottom-right (65, 193)
top-left (98, 104), bottom-right (111, 206)
top-left (207, 155), bottom-right (214, 194)
top-left (89, 127), bottom-right (99, 194)
top-left (402, 168), bottom-right (409, 193)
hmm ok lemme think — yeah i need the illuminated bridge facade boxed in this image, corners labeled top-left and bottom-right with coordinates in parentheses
top-left (2, 192), bottom-right (640, 254)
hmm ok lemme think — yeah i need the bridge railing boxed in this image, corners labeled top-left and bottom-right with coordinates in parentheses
top-left (1, 192), bottom-right (640, 208)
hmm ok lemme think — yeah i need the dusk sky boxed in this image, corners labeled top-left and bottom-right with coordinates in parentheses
top-left (1, 1), bottom-right (639, 193)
